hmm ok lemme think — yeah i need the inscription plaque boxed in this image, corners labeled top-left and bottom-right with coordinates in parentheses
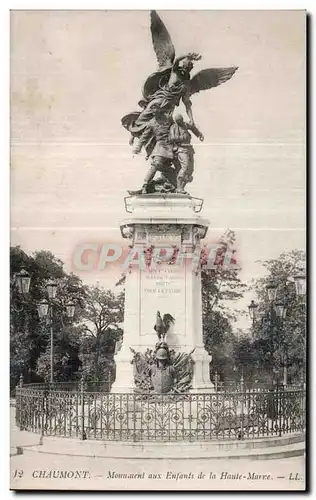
top-left (139, 263), bottom-right (186, 338)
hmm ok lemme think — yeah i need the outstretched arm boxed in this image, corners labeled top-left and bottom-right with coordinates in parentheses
top-left (173, 54), bottom-right (189, 71)
top-left (173, 52), bottom-right (201, 71)
top-left (182, 94), bottom-right (195, 126)
top-left (187, 122), bottom-right (204, 141)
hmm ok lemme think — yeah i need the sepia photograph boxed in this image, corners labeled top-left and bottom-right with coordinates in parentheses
top-left (9, 8), bottom-right (306, 491)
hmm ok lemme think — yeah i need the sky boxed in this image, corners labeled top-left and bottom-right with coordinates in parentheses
top-left (10, 10), bottom-right (306, 326)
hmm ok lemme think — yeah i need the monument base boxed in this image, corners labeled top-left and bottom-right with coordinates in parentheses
top-left (112, 194), bottom-right (213, 394)
top-left (190, 346), bottom-right (214, 392)
top-left (111, 350), bottom-right (135, 393)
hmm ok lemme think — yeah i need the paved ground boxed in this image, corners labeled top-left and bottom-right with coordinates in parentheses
top-left (10, 406), bottom-right (306, 491)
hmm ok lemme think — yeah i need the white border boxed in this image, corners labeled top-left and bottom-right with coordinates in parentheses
top-left (3, 1), bottom-right (313, 9)
top-left (1, 2), bottom-right (313, 498)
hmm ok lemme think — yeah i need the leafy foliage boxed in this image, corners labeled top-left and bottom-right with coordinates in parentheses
top-left (10, 246), bottom-right (123, 388)
top-left (11, 242), bottom-right (305, 391)
top-left (10, 247), bottom-right (79, 386)
top-left (201, 230), bottom-right (246, 380)
top-left (77, 286), bottom-right (124, 384)
top-left (236, 250), bottom-right (306, 384)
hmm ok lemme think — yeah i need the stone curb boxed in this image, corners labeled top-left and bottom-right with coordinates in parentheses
top-left (20, 438), bottom-right (305, 461)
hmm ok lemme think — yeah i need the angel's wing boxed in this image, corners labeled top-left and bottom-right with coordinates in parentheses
top-left (150, 10), bottom-right (175, 68)
top-left (187, 67), bottom-right (238, 96)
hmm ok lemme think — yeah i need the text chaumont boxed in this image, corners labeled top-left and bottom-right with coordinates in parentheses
top-left (32, 470), bottom-right (90, 479)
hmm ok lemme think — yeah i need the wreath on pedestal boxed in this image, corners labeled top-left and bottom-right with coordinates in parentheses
top-left (130, 343), bottom-right (195, 394)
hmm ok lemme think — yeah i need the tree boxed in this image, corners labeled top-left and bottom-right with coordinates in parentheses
top-left (231, 336), bottom-right (271, 384)
top-left (36, 323), bottom-right (85, 382)
top-left (201, 230), bottom-right (246, 381)
top-left (249, 250), bottom-right (306, 384)
top-left (78, 286), bottom-right (124, 384)
top-left (10, 245), bottom-right (127, 387)
top-left (206, 311), bottom-right (238, 381)
top-left (10, 246), bottom-right (85, 387)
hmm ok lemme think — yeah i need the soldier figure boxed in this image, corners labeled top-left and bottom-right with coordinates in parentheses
top-left (169, 113), bottom-right (204, 194)
top-left (132, 107), bottom-right (178, 194)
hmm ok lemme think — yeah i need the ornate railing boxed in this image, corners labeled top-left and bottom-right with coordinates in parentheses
top-left (214, 381), bottom-right (304, 392)
top-left (18, 379), bottom-right (112, 393)
top-left (15, 385), bottom-right (305, 442)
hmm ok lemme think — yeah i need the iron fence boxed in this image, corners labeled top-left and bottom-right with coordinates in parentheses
top-left (214, 381), bottom-right (305, 392)
top-left (20, 379), bottom-right (112, 393)
top-left (15, 385), bottom-right (305, 442)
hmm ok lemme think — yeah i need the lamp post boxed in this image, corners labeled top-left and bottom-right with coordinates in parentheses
top-left (272, 273), bottom-right (306, 387)
top-left (293, 272), bottom-right (307, 384)
top-left (37, 281), bottom-right (76, 384)
top-left (274, 301), bottom-right (288, 386)
top-left (266, 282), bottom-right (278, 303)
top-left (248, 300), bottom-right (258, 329)
top-left (249, 272), bottom-right (306, 388)
top-left (15, 268), bottom-right (31, 295)
top-left (15, 269), bottom-right (78, 384)
top-left (293, 273), bottom-right (307, 297)
top-left (14, 269), bottom-right (32, 383)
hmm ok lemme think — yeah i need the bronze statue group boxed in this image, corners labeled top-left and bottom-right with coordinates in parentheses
top-left (122, 10), bottom-right (238, 196)
top-left (133, 108), bottom-right (204, 194)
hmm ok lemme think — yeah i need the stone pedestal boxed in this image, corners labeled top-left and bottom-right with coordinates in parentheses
top-left (111, 194), bottom-right (213, 393)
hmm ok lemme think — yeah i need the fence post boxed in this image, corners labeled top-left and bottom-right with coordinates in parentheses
top-left (278, 387), bottom-right (283, 437)
top-left (300, 374), bottom-right (305, 430)
top-left (214, 371), bottom-right (218, 392)
top-left (40, 387), bottom-right (48, 444)
top-left (18, 373), bottom-right (23, 431)
top-left (80, 378), bottom-right (86, 440)
top-left (239, 374), bottom-right (244, 440)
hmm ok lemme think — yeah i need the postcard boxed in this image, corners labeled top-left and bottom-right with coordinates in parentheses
top-left (10, 9), bottom-right (306, 491)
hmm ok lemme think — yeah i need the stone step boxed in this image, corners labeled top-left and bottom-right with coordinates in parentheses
top-left (21, 435), bottom-right (305, 460)
top-left (40, 431), bottom-right (305, 451)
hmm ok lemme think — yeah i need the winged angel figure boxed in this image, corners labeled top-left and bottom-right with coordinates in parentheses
top-left (122, 10), bottom-right (238, 157)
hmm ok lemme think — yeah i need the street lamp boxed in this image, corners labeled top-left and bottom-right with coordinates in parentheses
top-left (65, 303), bottom-right (76, 319)
top-left (47, 281), bottom-right (58, 300)
top-left (37, 300), bottom-right (49, 318)
top-left (37, 282), bottom-right (76, 384)
top-left (274, 301), bottom-right (288, 387)
top-left (267, 274), bottom-right (305, 387)
top-left (15, 269), bottom-right (32, 383)
top-left (266, 282), bottom-right (278, 302)
top-left (293, 273), bottom-right (306, 297)
top-left (274, 302), bottom-right (287, 320)
top-left (248, 300), bottom-right (258, 327)
top-left (248, 272), bottom-right (306, 388)
top-left (15, 268), bottom-right (31, 295)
